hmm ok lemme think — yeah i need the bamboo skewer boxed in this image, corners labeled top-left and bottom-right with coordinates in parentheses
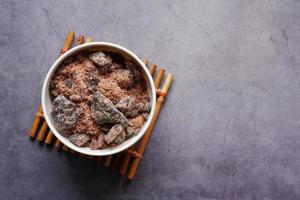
top-left (154, 68), bottom-right (165, 88)
top-left (143, 59), bottom-right (149, 66)
top-left (149, 64), bottom-right (157, 76)
top-left (119, 61), bottom-right (160, 176)
top-left (37, 121), bottom-right (48, 142)
top-left (95, 157), bottom-right (103, 163)
top-left (60, 32), bottom-right (75, 54)
top-left (28, 106), bottom-right (43, 138)
top-left (103, 156), bottom-right (112, 167)
top-left (119, 146), bottom-right (134, 175)
top-left (62, 145), bottom-right (69, 151)
top-left (54, 139), bottom-right (63, 149)
top-left (85, 37), bottom-right (93, 43)
top-left (111, 153), bottom-right (122, 170)
top-left (45, 130), bottom-right (54, 145)
top-left (127, 73), bottom-right (173, 180)
top-left (76, 35), bottom-right (85, 45)
top-left (144, 59), bottom-right (158, 76)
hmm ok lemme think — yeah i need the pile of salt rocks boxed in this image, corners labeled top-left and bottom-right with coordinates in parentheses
top-left (51, 51), bottom-right (150, 149)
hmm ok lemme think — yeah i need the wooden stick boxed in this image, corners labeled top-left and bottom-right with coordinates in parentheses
top-left (45, 130), bottom-right (55, 145)
top-left (161, 74), bottom-right (173, 94)
top-left (127, 74), bottom-right (173, 180)
top-left (54, 139), bottom-right (62, 149)
top-left (54, 141), bottom-right (63, 150)
top-left (95, 156), bottom-right (103, 163)
top-left (119, 64), bottom-right (159, 175)
top-left (149, 64), bottom-right (157, 76)
top-left (119, 146), bottom-right (134, 175)
top-left (143, 59), bottom-right (149, 66)
top-left (103, 155), bottom-right (112, 167)
top-left (110, 153), bottom-right (122, 170)
top-left (28, 105), bottom-right (43, 138)
top-left (37, 121), bottom-right (48, 142)
top-left (69, 149), bottom-right (76, 154)
top-left (85, 37), bottom-right (93, 43)
top-left (76, 35), bottom-right (85, 45)
top-left (62, 145), bottom-right (69, 151)
top-left (154, 68), bottom-right (165, 88)
top-left (60, 31), bottom-right (75, 54)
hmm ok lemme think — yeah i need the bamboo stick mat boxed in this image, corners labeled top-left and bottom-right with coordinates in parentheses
top-left (28, 31), bottom-right (173, 180)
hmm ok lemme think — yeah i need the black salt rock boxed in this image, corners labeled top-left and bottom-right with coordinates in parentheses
top-left (104, 124), bottom-right (125, 144)
top-left (115, 96), bottom-right (151, 117)
top-left (114, 128), bottom-right (126, 144)
top-left (69, 133), bottom-right (90, 147)
top-left (89, 51), bottom-right (112, 73)
top-left (91, 92), bottom-right (128, 125)
top-left (89, 134), bottom-right (106, 150)
top-left (51, 95), bottom-right (76, 130)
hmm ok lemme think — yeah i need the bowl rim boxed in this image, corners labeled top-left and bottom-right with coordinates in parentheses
top-left (41, 42), bottom-right (156, 156)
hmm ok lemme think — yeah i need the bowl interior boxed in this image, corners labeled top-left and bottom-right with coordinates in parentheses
top-left (42, 42), bottom-right (156, 156)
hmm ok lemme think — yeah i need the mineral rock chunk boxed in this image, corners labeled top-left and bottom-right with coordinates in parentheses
top-left (89, 134), bottom-right (105, 150)
top-left (91, 92), bottom-right (128, 125)
top-left (89, 51), bottom-right (112, 73)
top-left (125, 60), bottom-right (142, 83)
top-left (97, 134), bottom-right (105, 148)
top-left (104, 124), bottom-right (125, 144)
top-left (116, 96), bottom-right (151, 117)
top-left (111, 69), bottom-right (135, 89)
top-left (114, 128), bottom-right (125, 144)
top-left (69, 133), bottom-right (90, 147)
top-left (51, 95), bottom-right (76, 130)
top-left (126, 115), bottom-right (145, 136)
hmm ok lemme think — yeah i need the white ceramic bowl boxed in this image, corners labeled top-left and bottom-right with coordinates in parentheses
top-left (41, 42), bottom-right (156, 156)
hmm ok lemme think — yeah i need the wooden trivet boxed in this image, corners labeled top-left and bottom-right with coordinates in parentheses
top-left (28, 32), bottom-right (173, 180)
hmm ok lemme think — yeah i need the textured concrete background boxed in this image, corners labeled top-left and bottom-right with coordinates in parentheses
top-left (1, 0), bottom-right (300, 199)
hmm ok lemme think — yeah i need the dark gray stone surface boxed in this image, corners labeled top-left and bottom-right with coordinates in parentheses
top-left (1, 0), bottom-right (300, 199)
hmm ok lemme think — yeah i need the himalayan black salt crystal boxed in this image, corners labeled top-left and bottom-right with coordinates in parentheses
top-left (89, 137), bottom-right (99, 150)
top-left (97, 134), bottom-right (105, 148)
top-left (125, 115), bottom-right (145, 136)
top-left (104, 124), bottom-right (125, 144)
top-left (64, 78), bottom-right (73, 88)
top-left (91, 92), bottom-right (128, 125)
top-left (51, 95), bottom-right (76, 130)
top-left (89, 134), bottom-right (105, 150)
top-left (69, 133), bottom-right (90, 147)
top-left (89, 51), bottom-right (112, 73)
top-left (116, 96), bottom-right (150, 117)
top-left (111, 69), bottom-right (135, 89)
top-left (114, 128), bottom-right (125, 144)
top-left (125, 60), bottom-right (142, 83)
